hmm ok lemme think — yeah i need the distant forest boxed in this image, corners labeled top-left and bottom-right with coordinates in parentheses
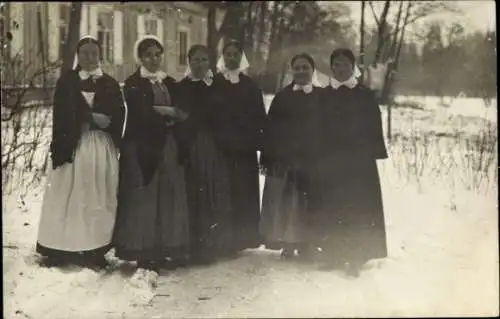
top-left (381, 24), bottom-right (496, 98)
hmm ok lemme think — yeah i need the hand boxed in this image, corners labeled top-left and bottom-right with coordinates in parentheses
top-left (174, 108), bottom-right (189, 121)
top-left (165, 120), bottom-right (176, 128)
top-left (153, 105), bottom-right (177, 117)
top-left (259, 164), bottom-right (267, 176)
top-left (92, 112), bottom-right (111, 129)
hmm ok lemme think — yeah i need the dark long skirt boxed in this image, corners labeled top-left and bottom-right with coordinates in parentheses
top-left (308, 153), bottom-right (387, 265)
top-left (224, 151), bottom-right (262, 252)
top-left (259, 170), bottom-right (308, 249)
top-left (113, 133), bottom-right (190, 262)
top-left (184, 128), bottom-right (233, 260)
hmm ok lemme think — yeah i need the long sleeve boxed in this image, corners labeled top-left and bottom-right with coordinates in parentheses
top-left (103, 79), bottom-right (125, 150)
top-left (50, 73), bottom-right (76, 169)
top-left (252, 83), bottom-right (267, 152)
top-left (363, 89), bottom-right (388, 159)
top-left (260, 92), bottom-right (284, 170)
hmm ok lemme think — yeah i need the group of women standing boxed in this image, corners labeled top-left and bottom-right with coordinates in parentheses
top-left (36, 34), bottom-right (388, 282)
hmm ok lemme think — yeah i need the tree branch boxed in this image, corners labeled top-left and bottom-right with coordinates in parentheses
top-left (368, 1), bottom-right (380, 28)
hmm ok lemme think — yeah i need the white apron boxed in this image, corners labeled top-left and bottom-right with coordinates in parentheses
top-left (37, 92), bottom-right (119, 252)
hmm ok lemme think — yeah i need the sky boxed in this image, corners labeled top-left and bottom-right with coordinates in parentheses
top-left (329, 1), bottom-right (496, 34)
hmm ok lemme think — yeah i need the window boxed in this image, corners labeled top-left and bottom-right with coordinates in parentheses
top-left (97, 11), bottom-right (113, 63)
top-left (178, 30), bottom-right (188, 66)
top-left (144, 16), bottom-right (158, 36)
top-left (58, 4), bottom-right (71, 59)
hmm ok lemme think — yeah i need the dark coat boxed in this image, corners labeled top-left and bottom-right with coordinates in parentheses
top-left (174, 77), bottom-right (220, 161)
top-left (210, 73), bottom-right (268, 250)
top-left (122, 69), bottom-right (180, 186)
top-left (50, 70), bottom-right (125, 169)
top-left (308, 84), bottom-right (388, 263)
top-left (260, 84), bottom-right (323, 176)
top-left (211, 73), bottom-right (267, 154)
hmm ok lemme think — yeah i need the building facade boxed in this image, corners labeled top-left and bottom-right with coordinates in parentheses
top-left (2, 2), bottom-right (224, 86)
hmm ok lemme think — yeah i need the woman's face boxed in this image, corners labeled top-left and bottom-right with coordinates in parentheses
top-left (331, 54), bottom-right (354, 82)
top-left (77, 42), bottom-right (100, 71)
top-left (189, 49), bottom-right (210, 79)
top-left (223, 45), bottom-right (242, 71)
top-left (140, 44), bottom-right (163, 73)
top-left (292, 57), bottom-right (314, 86)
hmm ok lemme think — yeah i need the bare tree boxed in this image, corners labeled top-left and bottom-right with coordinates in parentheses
top-left (61, 2), bottom-right (82, 74)
top-left (359, 0), bottom-right (366, 83)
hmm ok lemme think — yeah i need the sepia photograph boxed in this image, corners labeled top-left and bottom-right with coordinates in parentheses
top-left (1, 1), bottom-right (498, 318)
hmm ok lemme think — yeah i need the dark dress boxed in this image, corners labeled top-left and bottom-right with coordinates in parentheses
top-left (176, 77), bottom-right (233, 262)
top-left (212, 73), bottom-right (267, 253)
top-left (112, 70), bottom-right (190, 265)
top-left (259, 84), bottom-right (322, 250)
top-left (308, 84), bottom-right (388, 265)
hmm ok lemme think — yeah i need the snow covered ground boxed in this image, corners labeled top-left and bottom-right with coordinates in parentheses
top-left (3, 96), bottom-right (498, 318)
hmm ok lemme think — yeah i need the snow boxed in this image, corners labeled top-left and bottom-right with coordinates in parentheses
top-left (3, 96), bottom-right (498, 318)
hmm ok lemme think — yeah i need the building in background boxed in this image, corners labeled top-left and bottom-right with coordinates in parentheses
top-left (2, 2), bottom-right (224, 86)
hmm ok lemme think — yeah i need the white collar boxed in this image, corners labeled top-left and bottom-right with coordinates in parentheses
top-left (78, 68), bottom-right (103, 81)
top-left (140, 66), bottom-right (167, 84)
top-left (330, 75), bottom-right (358, 90)
top-left (292, 83), bottom-right (313, 94)
top-left (188, 71), bottom-right (214, 86)
top-left (221, 69), bottom-right (242, 84)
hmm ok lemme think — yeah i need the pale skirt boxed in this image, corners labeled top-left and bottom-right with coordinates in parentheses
top-left (37, 129), bottom-right (119, 252)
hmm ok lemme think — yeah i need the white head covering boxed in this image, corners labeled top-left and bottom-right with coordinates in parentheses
top-left (133, 34), bottom-right (164, 64)
top-left (72, 35), bottom-right (101, 71)
top-left (216, 43), bottom-right (250, 84)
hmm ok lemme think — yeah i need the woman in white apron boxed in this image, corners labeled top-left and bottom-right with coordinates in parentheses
top-left (36, 35), bottom-right (125, 270)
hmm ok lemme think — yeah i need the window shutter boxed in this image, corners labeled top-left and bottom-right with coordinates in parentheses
top-left (137, 14), bottom-right (145, 39)
top-left (113, 10), bottom-right (123, 65)
top-left (157, 18), bottom-right (163, 44)
top-left (47, 3), bottom-right (59, 62)
top-left (89, 6), bottom-right (98, 38)
top-left (79, 4), bottom-right (88, 37)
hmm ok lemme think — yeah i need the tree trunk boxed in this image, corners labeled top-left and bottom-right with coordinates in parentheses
top-left (207, 4), bottom-right (218, 72)
top-left (380, 0), bottom-right (403, 104)
top-left (359, 0), bottom-right (366, 83)
top-left (61, 2), bottom-right (82, 74)
top-left (384, 2), bottom-right (412, 142)
top-left (244, 2), bottom-right (256, 63)
top-left (373, 0), bottom-right (391, 64)
top-left (252, 1), bottom-right (267, 73)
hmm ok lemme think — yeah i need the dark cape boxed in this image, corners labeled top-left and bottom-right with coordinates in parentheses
top-left (119, 70), bottom-right (180, 186)
top-left (308, 84), bottom-right (388, 265)
top-left (175, 77), bottom-right (233, 260)
top-left (50, 70), bottom-right (125, 169)
top-left (259, 84), bottom-right (323, 247)
top-left (211, 73), bottom-right (267, 252)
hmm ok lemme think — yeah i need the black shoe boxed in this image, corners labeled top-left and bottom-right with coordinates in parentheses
top-left (84, 255), bottom-right (110, 271)
top-left (138, 260), bottom-right (160, 273)
top-left (280, 248), bottom-right (294, 260)
top-left (39, 257), bottom-right (68, 268)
